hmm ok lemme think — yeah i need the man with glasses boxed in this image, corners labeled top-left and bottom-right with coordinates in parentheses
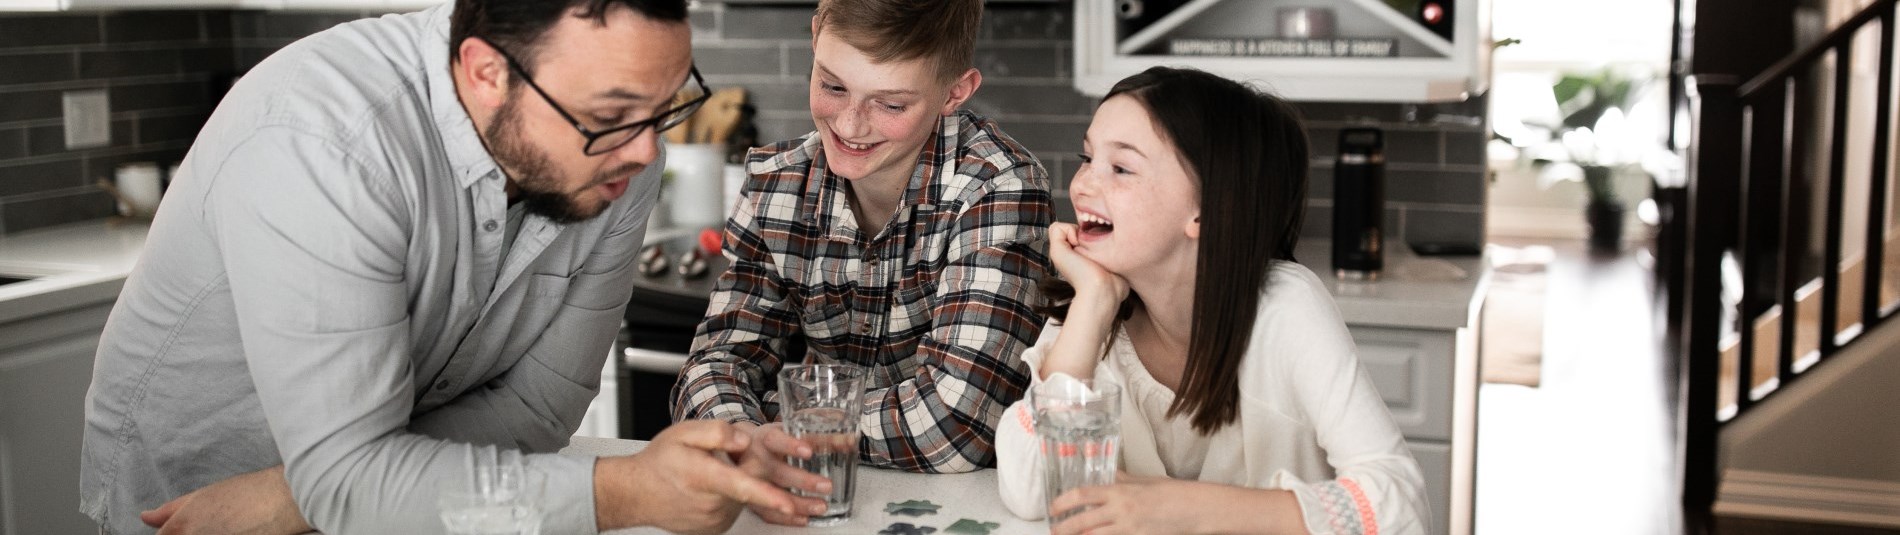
top-left (78, 1), bottom-right (816, 534)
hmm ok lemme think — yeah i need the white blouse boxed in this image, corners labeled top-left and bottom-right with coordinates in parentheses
top-left (995, 262), bottom-right (1429, 534)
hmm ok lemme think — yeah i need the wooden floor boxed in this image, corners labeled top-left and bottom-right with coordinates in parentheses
top-left (1475, 239), bottom-right (1683, 535)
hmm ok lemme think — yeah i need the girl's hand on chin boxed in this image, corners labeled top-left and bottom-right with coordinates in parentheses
top-left (1049, 223), bottom-right (1129, 305)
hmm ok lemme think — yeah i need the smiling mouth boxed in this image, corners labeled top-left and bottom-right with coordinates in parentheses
top-left (1078, 212), bottom-right (1114, 235)
top-left (831, 131), bottom-right (880, 154)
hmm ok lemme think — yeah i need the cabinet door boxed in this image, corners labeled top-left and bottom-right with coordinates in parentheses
top-left (0, 332), bottom-right (102, 535)
top-left (1409, 441), bottom-right (1452, 535)
top-left (1351, 326), bottom-right (1456, 440)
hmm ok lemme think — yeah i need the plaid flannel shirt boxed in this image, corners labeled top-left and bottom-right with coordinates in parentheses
top-left (671, 110), bottom-right (1053, 473)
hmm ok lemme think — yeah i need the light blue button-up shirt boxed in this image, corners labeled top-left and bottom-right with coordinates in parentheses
top-left (78, 5), bottom-right (661, 534)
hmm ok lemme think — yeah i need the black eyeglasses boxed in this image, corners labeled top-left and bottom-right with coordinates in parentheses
top-left (496, 47), bottom-right (710, 156)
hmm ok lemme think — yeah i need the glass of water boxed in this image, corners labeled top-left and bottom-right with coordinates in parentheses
top-left (1033, 379), bottom-right (1121, 527)
top-left (777, 363), bottom-right (868, 527)
top-left (439, 446), bottom-right (545, 535)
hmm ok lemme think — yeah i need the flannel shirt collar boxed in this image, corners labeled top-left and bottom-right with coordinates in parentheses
top-left (800, 113), bottom-right (960, 241)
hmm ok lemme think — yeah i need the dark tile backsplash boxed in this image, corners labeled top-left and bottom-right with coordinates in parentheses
top-left (0, 10), bottom-right (235, 235)
top-left (0, 2), bottom-right (1486, 248)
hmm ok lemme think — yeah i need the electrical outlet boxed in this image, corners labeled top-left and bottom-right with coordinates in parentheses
top-left (63, 89), bottom-right (110, 150)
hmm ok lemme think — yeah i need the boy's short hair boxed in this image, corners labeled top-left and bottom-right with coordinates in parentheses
top-left (813, 0), bottom-right (981, 83)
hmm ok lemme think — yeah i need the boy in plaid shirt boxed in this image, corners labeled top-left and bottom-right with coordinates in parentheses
top-left (671, 0), bottom-right (1052, 525)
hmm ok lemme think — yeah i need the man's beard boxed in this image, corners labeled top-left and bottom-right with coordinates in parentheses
top-left (486, 95), bottom-right (643, 224)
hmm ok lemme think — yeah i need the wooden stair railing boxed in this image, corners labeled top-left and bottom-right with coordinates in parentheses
top-left (1679, 0), bottom-right (1900, 532)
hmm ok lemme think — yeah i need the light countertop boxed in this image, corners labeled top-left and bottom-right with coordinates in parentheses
top-left (0, 220), bottom-right (149, 324)
top-left (0, 219), bottom-right (1486, 333)
top-left (1292, 241), bottom-right (1490, 331)
top-left (561, 436), bottom-right (1038, 535)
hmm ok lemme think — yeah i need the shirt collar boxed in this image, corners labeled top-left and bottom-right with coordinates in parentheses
top-left (420, 3), bottom-right (504, 190)
top-left (799, 113), bottom-right (958, 233)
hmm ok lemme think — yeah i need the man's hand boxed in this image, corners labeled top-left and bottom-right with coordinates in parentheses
top-left (139, 465), bottom-right (310, 535)
top-left (595, 420), bottom-right (823, 535)
top-left (729, 421), bottom-right (835, 526)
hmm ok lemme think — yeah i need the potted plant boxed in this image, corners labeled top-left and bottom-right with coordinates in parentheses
top-left (1512, 66), bottom-right (1655, 252)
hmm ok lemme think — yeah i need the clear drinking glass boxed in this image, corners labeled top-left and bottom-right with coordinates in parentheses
top-left (438, 446), bottom-right (545, 535)
top-left (1033, 379), bottom-right (1121, 528)
top-left (777, 363), bottom-right (869, 527)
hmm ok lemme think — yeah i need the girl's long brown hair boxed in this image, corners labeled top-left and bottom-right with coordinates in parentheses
top-left (1039, 66), bottom-right (1309, 434)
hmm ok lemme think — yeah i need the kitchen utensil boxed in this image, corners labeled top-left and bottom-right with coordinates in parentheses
top-left (698, 88), bottom-right (748, 144)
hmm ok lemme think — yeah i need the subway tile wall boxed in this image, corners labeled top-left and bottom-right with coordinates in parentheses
top-left (0, 2), bottom-right (1488, 249)
top-left (689, 2), bottom-right (1490, 250)
top-left (0, 10), bottom-right (238, 235)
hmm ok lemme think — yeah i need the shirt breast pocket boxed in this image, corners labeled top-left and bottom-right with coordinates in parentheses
top-left (802, 297), bottom-right (853, 346)
top-left (488, 273), bottom-right (575, 362)
top-left (520, 272), bottom-right (574, 324)
top-left (885, 281), bottom-right (935, 339)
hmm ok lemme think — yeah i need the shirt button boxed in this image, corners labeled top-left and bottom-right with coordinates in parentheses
top-left (483, 220), bottom-right (499, 232)
top-left (434, 379), bottom-right (451, 390)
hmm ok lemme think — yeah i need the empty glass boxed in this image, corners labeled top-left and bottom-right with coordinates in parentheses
top-left (438, 446), bottom-right (545, 535)
top-left (1034, 379), bottom-right (1121, 527)
top-left (777, 363), bottom-right (868, 527)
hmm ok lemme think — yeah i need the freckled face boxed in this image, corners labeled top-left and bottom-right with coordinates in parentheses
top-left (1068, 95), bottom-right (1200, 277)
top-left (808, 30), bottom-right (951, 187)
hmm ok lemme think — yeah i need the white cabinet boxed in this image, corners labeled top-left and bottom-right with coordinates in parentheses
top-left (1352, 324), bottom-right (1478, 535)
top-left (1074, 0), bottom-right (1491, 102)
top-left (0, 300), bottom-right (115, 535)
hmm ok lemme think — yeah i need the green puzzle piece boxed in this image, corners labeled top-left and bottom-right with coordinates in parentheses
top-left (944, 518), bottom-right (1001, 535)
top-left (884, 499), bottom-right (942, 517)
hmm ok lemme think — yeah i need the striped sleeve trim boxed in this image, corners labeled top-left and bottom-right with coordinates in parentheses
top-left (1316, 478), bottom-right (1379, 535)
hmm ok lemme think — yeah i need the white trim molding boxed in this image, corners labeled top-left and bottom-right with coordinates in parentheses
top-left (1715, 469), bottom-right (1900, 529)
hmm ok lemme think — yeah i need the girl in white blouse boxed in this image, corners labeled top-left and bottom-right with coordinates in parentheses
top-left (994, 66), bottom-right (1429, 535)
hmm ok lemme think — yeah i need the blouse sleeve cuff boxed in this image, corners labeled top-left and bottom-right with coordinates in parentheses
top-left (1291, 477), bottom-right (1381, 535)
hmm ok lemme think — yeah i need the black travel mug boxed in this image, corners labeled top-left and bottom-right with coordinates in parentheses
top-left (1332, 127), bottom-right (1386, 280)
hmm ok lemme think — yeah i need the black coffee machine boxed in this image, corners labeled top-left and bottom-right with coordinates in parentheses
top-left (1332, 127), bottom-right (1385, 280)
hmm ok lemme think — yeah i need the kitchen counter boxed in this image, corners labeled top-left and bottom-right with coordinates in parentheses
top-left (1293, 241), bottom-right (1489, 331)
top-left (561, 436), bottom-right (1039, 535)
top-left (0, 220), bottom-right (149, 324)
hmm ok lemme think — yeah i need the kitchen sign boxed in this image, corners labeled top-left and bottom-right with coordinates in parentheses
top-left (1166, 37), bottom-right (1400, 58)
